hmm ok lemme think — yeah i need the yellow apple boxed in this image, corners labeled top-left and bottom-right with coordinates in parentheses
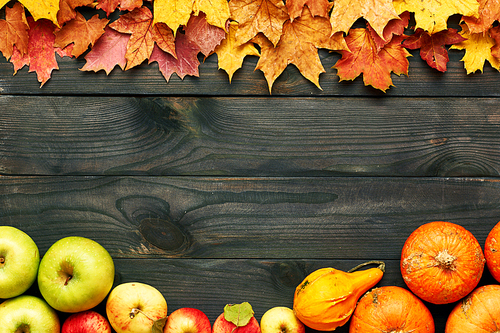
top-left (260, 307), bottom-right (304, 333)
top-left (106, 282), bottom-right (168, 333)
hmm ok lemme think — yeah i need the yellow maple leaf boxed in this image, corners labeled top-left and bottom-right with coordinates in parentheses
top-left (330, 0), bottom-right (399, 39)
top-left (0, 0), bottom-right (9, 10)
top-left (193, 0), bottom-right (230, 30)
top-left (215, 21), bottom-right (260, 82)
top-left (19, 0), bottom-right (61, 26)
top-left (450, 24), bottom-right (500, 74)
top-left (153, 0), bottom-right (193, 34)
top-left (393, 0), bottom-right (479, 33)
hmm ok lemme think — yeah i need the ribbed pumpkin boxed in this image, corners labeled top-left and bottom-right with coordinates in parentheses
top-left (445, 285), bottom-right (500, 332)
top-left (400, 221), bottom-right (485, 304)
top-left (485, 221), bottom-right (500, 283)
top-left (293, 261), bottom-right (385, 331)
top-left (349, 286), bottom-right (435, 333)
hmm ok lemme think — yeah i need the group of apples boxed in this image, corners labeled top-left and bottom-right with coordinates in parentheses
top-left (0, 226), bottom-right (306, 333)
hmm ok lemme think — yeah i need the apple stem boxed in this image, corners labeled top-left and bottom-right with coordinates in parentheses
top-left (64, 275), bottom-right (72, 285)
top-left (130, 308), bottom-right (154, 322)
top-left (0, 257), bottom-right (4, 265)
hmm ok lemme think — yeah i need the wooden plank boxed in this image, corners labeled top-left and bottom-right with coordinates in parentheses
top-left (1, 176), bottom-right (498, 259)
top-left (2, 96), bottom-right (500, 177)
top-left (1, 49), bottom-right (500, 97)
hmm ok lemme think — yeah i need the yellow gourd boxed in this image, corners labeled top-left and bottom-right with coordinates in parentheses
top-left (292, 261), bottom-right (385, 331)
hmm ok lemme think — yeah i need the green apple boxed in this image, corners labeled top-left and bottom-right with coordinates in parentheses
top-left (0, 295), bottom-right (60, 332)
top-left (0, 226), bottom-right (40, 299)
top-left (38, 236), bottom-right (115, 313)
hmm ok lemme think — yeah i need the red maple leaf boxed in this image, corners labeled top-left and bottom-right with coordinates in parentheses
top-left (54, 12), bottom-right (109, 58)
top-left (403, 28), bottom-right (467, 72)
top-left (80, 26), bottom-right (129, 74)
top-left (0, 3), bottom-right (29, 60)
top-left (149, 32), bottom-right (200, 81)
top-left (96, 0), bottom-right (143, 16)
top-left (491, 26), bottom-right (500, 59)
top-left (368, 11), bottom-right (410, 50)
top-left (184, 12), bottom-right (226, 57)
top-left (334, 28), bottom-right (411, 92)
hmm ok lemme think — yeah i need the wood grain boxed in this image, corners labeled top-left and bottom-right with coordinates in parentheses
top-left (1, 176), bottom-right (498, 260)
top-left (1, 96), bottom-right (500, 177)
top-left (1, 49), bottom-right (500, 97)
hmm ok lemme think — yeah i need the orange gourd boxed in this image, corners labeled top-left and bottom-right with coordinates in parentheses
top-left (485, 221), bottom-right (500, 283)
top-left (292, 261), bottom-right (385, 331)
top-left (349, 286), bottom-right (435, 333)
top-left (445, 284), bottom-right (500, 332)
top-left (400, 221), bottom-right (485, 304)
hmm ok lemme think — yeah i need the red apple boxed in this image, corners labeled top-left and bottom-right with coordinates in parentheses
top-left (164, 308), bottom-right (212, 333)
top-left (62, 310), bottom-right (112, 333)
top-left (213, 312), bottom-right (261, 333)
top-left (259, 307), bottom-right (304, 333)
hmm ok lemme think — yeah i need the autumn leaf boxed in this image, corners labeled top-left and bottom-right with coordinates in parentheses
top-left (215, 21), bottom-right (260, 82)
top-left (450, 23), bottom-right (500, 74)
top-left (153, 0), bottom-right (193, 34)
top-left (286, 0), bottom-right (330, 22)
top-left (109, 6), bottom-right (155, 70)
top-left (393, 0), bottom-right (479, 34)
top-left (80, 26), bottom-right (129, 74)
top-left (152, 22), bottom-right (177, 58)
top-left (334, 28), bottom-right (411, 92)
top-left (96, 0), bottom-right (143, 17)
top-left (18, 0), bottom-right (60, 26)
top-left (491, 26), bottom-right (500, 59)
top-left (368, 11), bottom-right (410, 51)
top-left (148, 32), bottom-right (201, 81)
top-left (330, 0), bottom-right (399, 39)
top-left (57, 0), bottom-right (94, 26)
top-left (54, 12), bottom-right (109, 58)
top-left (12, 17), bottom-right (59, 86)
top-left (229, 0), bottom-right (289, 46)
top-left (224, 303), bottom-right (254, 327)
top-left (403, 28), bottom-right (466, 72)
top-left (193, 0), bottom-right (231, 30)
top-left (184, 12), bottom-right (226, 57)
top-left (254, 7), bottom-right (348, 92)
top-left (462, 0), bottom-right (500, 34)
top-left (0, 3), bottom-right (29, 60)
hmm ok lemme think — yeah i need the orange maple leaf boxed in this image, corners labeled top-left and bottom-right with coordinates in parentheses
top-left (334, 28), bottom-right (411, 92)
top-left (462, 0), bottom-right (500, 34)
top-left (54, 12), bottom-right (109, 58)
top-left (286, 0), bottom-right (331, 22)
top-left (403, 28), bottom-right (466, 72)
top-left (254, 7), bottom-right (348, 92)
top-left (330, 0), bottom-right (399, 39)
top-left (229, 0), bottom-right (289, 46)
top-left (57, 0), bottom-right (94, 26)
top-left (0, 3), bottom-right (29, 60)
top-left (96, 0), bottom-right (143, 16)
top-left (215, 21), bottom-right (260, 82)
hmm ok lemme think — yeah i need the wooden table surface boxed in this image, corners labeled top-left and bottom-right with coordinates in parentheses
top-left (1, 35), bottom-right (500, 332)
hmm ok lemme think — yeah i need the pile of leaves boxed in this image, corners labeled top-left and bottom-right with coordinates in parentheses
top-left (0, 0), bottom-right (499, 92)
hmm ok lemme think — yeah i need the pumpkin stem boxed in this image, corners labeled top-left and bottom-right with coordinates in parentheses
top-left (434, 250), bottom-right (457, 270)
top-left (348, 260), bottom-right (385, 273)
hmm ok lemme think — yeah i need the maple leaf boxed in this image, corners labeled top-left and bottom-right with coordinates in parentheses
top-left (54, 13), bottom-right (109, 58)
top-left (330, 0), bottom-right (399, 39)
top-left (214, 21), bottom-right (260, 82)
top-left (96, 0), bottom-right (143, 16)
top-left (0, 3), bottom-right (29, 60)
top-left (229, 0), bottom-right (289, 46)
top-left (184, 12), bottom-right (226, 57)
top-left (153, 0), bottom-right (193, 34)
top-left (57, 0), bottom-right (94, 26)
top-left (149, 32), bottom-right (201, 81)
top-left (18, 0), bottom-right (61, 26)
top-left (367, 11), bottom-right (410, 51)
top-left (490, 26), bottom-right (500, 59)
top-left (450, 23), bottom-right (500, 74)
top-left (193, 0), bottom-right (230, 30)
top-left (286, 0), bottom-right (330, 22)
top-left (12, 17), bottom-right (59, 87)
top-left (152, 22), bottom-right (177, 58)
top-left (403, 28), bottom-right (466, 72)
top-left (462, 0), bottom-right (500, 34)
top-left (393, 0), bottom-right (479, 34)
top-left (109, 6), bottom-right (155, 70)
top-left (80, 26), bottom-right (129, 74)
top-left (254, 7), bottom-right (348, 92)
top-left (333, 28), bottom-right (411, 92)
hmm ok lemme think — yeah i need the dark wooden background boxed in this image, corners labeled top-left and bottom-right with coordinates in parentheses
top-left (1, 22), bottom-right (500, 332)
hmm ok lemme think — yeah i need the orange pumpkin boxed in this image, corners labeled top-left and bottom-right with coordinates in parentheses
top-left (485, 221), bottom-right (500, 283)
top-left (349, 286), bottom-right (435, 333)
top-left (400, 221), bottom-right (485, 304)
top-left (445, 284), bottom-right (500, 332)
top-left (293, 261), bottom-right (385, 331)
